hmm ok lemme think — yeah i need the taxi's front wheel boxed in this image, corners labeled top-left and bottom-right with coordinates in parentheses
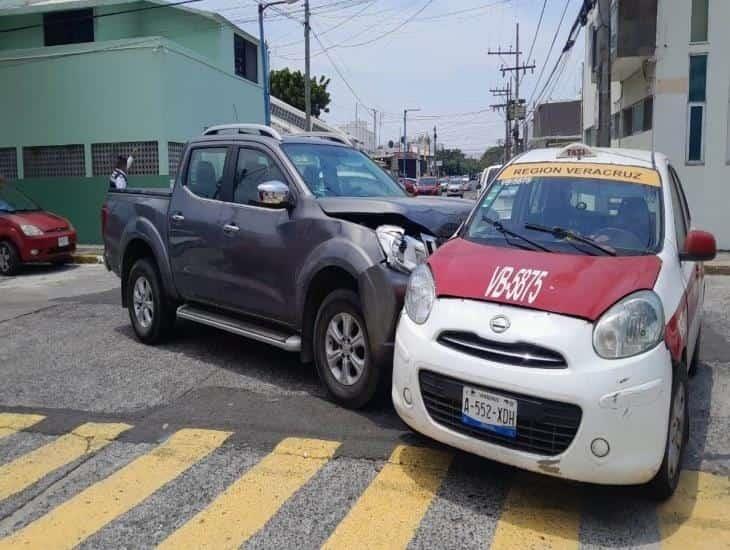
top-left (647, 364), bottom-right (688, 500)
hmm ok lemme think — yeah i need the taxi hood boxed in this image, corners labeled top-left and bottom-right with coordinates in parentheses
top-left (429, 238), bottom-right (662, 321)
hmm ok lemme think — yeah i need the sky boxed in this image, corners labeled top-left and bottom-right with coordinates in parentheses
top-left (198, 0), bottom-right (585, 157)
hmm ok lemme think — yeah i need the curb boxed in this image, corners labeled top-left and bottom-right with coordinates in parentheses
top-left (706, 265), bottom-right (730, 276)
top-left (71, 254), bottom-right (103, 265)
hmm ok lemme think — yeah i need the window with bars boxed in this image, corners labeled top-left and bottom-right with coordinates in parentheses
top-left (0, 148), bottom-right (18, 180)
top-left (23, 145), bottom-right (85, 178)
top-left (234, 34), bottom-right (258, 83)
top-left (168, 142), bottom-right (186, 177)
top-left (91, 141), bottom-right (159, 176)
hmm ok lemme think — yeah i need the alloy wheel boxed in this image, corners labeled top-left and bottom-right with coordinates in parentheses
top-left (132, 276), bottom-right (155, 330)
top-left (0, 244), bottom-right (10, 273)
top-left (667, 383), bottom-right (686, 482)
top-left (325, 312), bottom-right (366, 386)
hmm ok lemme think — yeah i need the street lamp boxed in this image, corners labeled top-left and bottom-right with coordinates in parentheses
top-left (259, 0), bottom-right (299, 126)
top-left (402, 108), bottom-right (420, 178)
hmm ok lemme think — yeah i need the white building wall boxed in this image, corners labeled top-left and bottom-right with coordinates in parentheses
top-left (582, 0), bottom-right (730, 247)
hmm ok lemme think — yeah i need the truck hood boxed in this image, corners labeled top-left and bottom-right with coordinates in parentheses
top-left (317, 196), bottom-right (473, 240)
top-left (429, 238), bottom-right (662, 321)
top-left (3, 210), bottom-right (70, 232)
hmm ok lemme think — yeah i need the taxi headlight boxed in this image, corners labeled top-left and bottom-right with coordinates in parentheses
top-left (593, 290), bottom-right (664, 359)
top-left (376, 225), bottom-right (427, 273)
top-left (405, 264), bottom-right (435, 325)
top-left (20, 224), bottom-right (43, 236)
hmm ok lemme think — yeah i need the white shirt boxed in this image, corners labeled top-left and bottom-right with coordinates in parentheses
top-left (109, 156), bottom-right (134, 190)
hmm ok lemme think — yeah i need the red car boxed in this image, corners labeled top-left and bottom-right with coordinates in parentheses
top-left (415, 177), bottom-right (441, 196)
top-left (0, 181), bottom-right (76, 275)
top-left (399, 177), bottom-right (419, 195)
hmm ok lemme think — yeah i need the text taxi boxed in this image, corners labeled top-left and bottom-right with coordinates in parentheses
top-left (392, 144), bottom-right (717, 498)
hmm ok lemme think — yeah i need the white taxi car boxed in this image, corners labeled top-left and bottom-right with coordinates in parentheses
top-left (392, 144), bottom-right (717, 498)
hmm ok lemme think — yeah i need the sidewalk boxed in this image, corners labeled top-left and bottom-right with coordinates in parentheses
top-left (707, 252), bottom-right (730, 275)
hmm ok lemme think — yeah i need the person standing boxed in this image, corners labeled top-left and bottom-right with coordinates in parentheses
top-left (109, 154), bottom-right (133, 190)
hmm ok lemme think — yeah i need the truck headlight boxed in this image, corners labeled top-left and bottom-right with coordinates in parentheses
top-left (405, 264), bottom-right (435, 324)
top-left (593, 290), bottom-right (664, 359)
top-left (20, 224), bottom-right (43, 236)
top-left (376, 225), bottom-right (427, 273)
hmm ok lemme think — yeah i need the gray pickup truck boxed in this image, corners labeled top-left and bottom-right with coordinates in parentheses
top-left (102, 125), bottom-right (472, 408)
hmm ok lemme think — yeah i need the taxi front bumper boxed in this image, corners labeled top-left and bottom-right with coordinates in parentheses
top-left (392, 298), bottom-right (673, 485)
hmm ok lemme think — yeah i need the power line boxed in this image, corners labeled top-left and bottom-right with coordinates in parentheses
top-left (525, 0), bottom-right (548, 65)
top-left (526, 0), bottom-right (571, 106)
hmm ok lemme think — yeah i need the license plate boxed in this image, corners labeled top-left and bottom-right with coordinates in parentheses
top-left (58, 236), bottom-right (69, 247)
top-left (462, 386), bottom-right (518, 438)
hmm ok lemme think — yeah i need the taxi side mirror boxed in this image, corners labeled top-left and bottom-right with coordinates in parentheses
top-left (680, 230), bottom-right (717, 262)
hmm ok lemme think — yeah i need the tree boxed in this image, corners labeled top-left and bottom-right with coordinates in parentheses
top-left (269, 68), bottom-right (332, 118)
top-left (480, 146), bottom-right (504, 167)
top-left (436, 148), bottom-right (482, 177)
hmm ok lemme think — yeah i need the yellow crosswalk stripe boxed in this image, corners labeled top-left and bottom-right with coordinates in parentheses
top-left (322, 445), bottom-right (452, 550)
top-left (0, 413), bottom-right (45, 440)
top-left (658, 470), bottom-right (730, 549)
top-left (0, 422), bottom-right (131, 501)
top-left (158, 437), bottom-right (340, 550)
top-left (490, 473), bottom-right (582, 550)
top-left (0, 428), bottom-right (230, 550)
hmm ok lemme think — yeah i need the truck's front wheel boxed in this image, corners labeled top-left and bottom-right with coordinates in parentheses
top-left (127, 258), bottom-right (175, 344)
top-left (313, 290), bottom-right (380, 409)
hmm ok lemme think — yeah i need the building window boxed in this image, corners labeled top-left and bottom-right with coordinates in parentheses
top-left (23, 145), bottom-right (85, 178)
top-left (234, 34), bottom-right (258, 83)
top-left (43, 9), bottom-right (94, 47)
top-left (687, 54), bottom-right (707, 162)
top-left (622, 107), bottom-right (633, 138)
top-left (643, 96), bottom-right (653, 132)
top-left (91, 141), bottom-right (159, 176)
top-left (611, 113), bottom-right (620, 140)
top-left (0, 148), bottom-right (18, 180)
top-left (690, 0), bottom-right (709, 43)
top-left (168, 142), bottom-right (186, 178)
top-left (591, 26), bottom-right (598, 72)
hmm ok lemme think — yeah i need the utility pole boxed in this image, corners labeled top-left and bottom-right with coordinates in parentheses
top-left (490, 83), bottom-right (512, 163)
top-left (304, 0), bottom-right (312, 131)
top-left (433, 126), bottom-right (437, 176)
top-left (488, 23), bottom-right (535, 156)
top-left (373, 109), bottom-right (378, 150)
top-left (596, 0), bottom-right (612, 146)
top-left (402, 108), bottom-right (421, 178)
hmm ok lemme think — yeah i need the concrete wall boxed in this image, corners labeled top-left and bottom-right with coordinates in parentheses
top-left (582, 0), bottom-right (730, 247)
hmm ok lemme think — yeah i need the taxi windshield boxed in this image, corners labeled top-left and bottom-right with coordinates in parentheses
top-left (466, 164), bottom-right (663, 256)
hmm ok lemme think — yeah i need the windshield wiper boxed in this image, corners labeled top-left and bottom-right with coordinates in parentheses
top-left (524, 223), bottom-right (617, 256)
top-left (483, 218), bottom-right (553, 253)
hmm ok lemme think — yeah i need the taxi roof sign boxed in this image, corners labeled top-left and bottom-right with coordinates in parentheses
top-left (557, 143), bottom-right (596, 160)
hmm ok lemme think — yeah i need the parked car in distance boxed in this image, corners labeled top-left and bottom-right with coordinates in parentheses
top-left (415, 177), bottom-right (440, 196)
top-left (438, 178), bottom-right (449, 193)
top-left (394, 143), bottom-right (717, 499)
top-left (399, 177), bottom-right (418, 195)
top-left (446, 177), bottom-right (464, 197)
top-left (103, 124), bottom-right (473, 409)
top-left (0, 181), bottom-right (77, 276)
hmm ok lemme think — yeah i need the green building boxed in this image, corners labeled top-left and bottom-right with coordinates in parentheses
top-left (0, 0), bottom-right (265, 243)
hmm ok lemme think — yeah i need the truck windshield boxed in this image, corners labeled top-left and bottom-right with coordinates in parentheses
top-left (282, 143), bottom-right (406, 198)
top-left (0, 182), bottom-right (40, 213)
top-left (466, 166), bottom-right (664, 256)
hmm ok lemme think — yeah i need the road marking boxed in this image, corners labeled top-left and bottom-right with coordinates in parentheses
top-left (322, 445), bottom-right (452, 550)
top-left (0, 422), bottom-right (130, 502)
top-left (0, 428), bottom-right (230, 550)
top-left (658, 470), bottom-right (730, 549)
top-left (490, 473), bottom-right (582, 550)
top-left (158, 437), bottom-right (340, 550)
top-left (0, 413), bottom-right (45, 440)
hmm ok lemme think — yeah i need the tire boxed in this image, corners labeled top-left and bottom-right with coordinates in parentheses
top-left (126, 258), bottom-right (175, 344)
top-left (52, 257), bottom-right (71, 267)
top-left (313, 289), bottom-right (380, 409)
top-left (646, 363), bottom-right (689, 500)
top-left (688, 328), bottom-right (701, 377)
top-left (0, 240), bottom-right (20, 276)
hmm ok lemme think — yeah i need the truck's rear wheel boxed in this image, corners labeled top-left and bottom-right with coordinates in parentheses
top-left (127, 258), bottom-right (174, 344)
top-left (313, 289), bottom-right (380, 409)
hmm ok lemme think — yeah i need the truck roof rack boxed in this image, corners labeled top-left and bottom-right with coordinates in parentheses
top-left (296, 131), bottom-right (353, 146)
top-left (202, 124), bottom-right (282, 140)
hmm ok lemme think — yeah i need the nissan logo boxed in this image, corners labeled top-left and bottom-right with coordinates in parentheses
top-left (490, 315), bottom-right (510, 334)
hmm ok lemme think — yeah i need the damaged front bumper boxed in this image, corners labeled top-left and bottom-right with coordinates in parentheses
top-left (392, 298), bottom-right (673, 486)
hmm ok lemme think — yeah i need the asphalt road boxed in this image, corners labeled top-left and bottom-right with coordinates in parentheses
top-left (0, 264), bottom-right (728, 549)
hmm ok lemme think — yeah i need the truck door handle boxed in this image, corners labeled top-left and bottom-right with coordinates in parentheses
top-left (171, 213), bottom-right (185, 222)
top-left (223, 223), bottom-right (240, 233)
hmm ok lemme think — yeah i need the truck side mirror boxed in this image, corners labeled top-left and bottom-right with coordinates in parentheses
top-left (257, 181), bottom-right (291, 208)
top-left (680, 230), bottom-right (716, 262)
